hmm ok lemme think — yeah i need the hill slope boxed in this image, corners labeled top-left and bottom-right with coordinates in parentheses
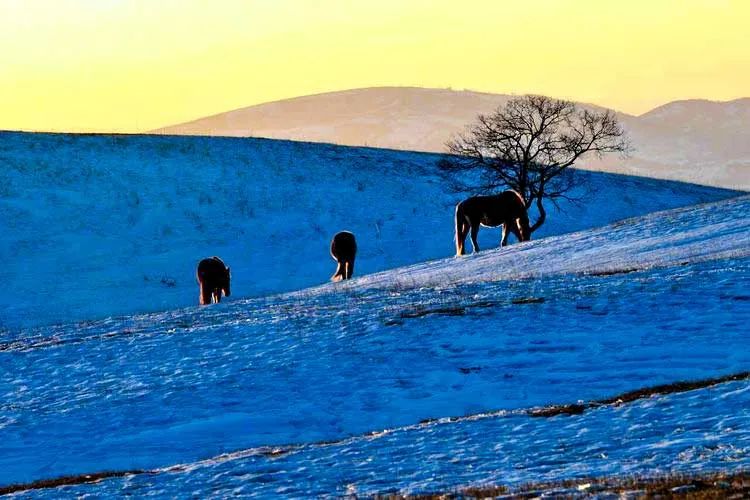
top-left (3, 195), bottom-right (749, 492)
top-left (0, 131), bottom-right (737, 329)
top-left (151, 87), bottom-right (616, 153)
top-left (153, 87), bottom-right (750, 190)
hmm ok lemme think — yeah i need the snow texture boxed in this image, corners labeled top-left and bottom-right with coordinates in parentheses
top-left (1, 132), bottom-right (747, 495)
top-left (0, 131), bottom-right (738, 329)
top-left (1, 188), bottom-right (749, 493)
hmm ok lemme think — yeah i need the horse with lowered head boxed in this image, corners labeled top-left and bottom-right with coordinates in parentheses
top-left (196, 256), bottom-right (231, 305)
top-left (455, 190), bottom-right (531, 256)
top-left (330, 231), bottom-right (357, 282)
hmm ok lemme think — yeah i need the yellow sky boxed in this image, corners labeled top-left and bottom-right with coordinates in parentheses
top-left (0, 0), bottom-right (748, 132)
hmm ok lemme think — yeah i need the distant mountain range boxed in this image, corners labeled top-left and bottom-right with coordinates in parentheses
top-left (152, 87), bottom-right (750, 190)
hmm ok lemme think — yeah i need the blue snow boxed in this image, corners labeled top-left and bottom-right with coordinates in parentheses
top-left (0, 131), bottom-right (738, 329)
top-left (0, 132), bottom-right (748, 496)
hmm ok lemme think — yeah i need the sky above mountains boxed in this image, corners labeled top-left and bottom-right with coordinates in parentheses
top-left (1, 0), bottom-right (748, 132)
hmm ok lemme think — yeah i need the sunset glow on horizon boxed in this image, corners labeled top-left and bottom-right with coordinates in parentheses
top-left (1, 0), bottom-right (748, 133)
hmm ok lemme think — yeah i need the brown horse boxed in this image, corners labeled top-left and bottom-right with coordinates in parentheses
top-left (330, 231), bottom-right (357, 282)
top-left (455, 190), bottom-right (531, 255)
top-left (196, 256), bottom-right (231, 305)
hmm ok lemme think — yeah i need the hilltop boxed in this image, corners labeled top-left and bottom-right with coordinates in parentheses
top-left (153, 87), bottom-right (750, 190)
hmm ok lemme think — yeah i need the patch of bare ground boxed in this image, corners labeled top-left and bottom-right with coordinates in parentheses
top-left (585, 267), bottom-right (642, 277)
top-left (529, 371), bottom-right (750, 418)
top-left (388, 470), bottom-right (750, 499)
top-left (0, 470), bottom-right (146, 495)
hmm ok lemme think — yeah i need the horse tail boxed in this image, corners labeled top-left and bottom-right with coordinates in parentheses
top-left (455, 201), bottom-right (468, 256)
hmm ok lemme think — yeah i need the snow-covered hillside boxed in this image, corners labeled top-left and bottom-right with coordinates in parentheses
top-left (2, 195), bottom-right (749, 495)
top-left (0, 131), bottom-right (738, 329)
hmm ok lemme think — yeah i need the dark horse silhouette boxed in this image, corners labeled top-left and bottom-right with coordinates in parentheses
top-left (196, 256), bottom-right (231, 305)
top-left (455, 190), bottom-right (531, 255)
top-left (330, 231), bottom-right (357, 282)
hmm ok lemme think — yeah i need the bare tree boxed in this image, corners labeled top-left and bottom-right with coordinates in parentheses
top-left (441, 95), bottom-right (629, 233)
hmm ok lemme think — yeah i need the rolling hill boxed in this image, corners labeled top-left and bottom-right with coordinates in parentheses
top-left (1, 130), bottom-right (748, 496)
top-left (0, 131), bottom-right (738, 329)
top-left (152, 87), bottom-right (750, 190)
top-left (3, 193), bottom-right (749, 493)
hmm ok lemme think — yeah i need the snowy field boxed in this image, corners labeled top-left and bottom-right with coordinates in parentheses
top-left (0, 131), bottom-right (738, 329)
top-left (1, 186), bottom-right (749, 495)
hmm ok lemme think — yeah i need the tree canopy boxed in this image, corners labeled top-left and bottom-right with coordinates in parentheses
top-left (441, 95), bottom-right (629, 232)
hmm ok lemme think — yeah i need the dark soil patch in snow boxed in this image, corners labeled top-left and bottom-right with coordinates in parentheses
top-left (530, 371), bottom-right (750, 418)
top-left (0, 469), bottom-right (146, 495)
top-left (511, 297), bottom-right (545, 305)
top-left (400, 307), bottom-right (468, 319)
top-left (723, 294), bottom-right (750, 302)
top-left (405, 470), bottom-right (750, 499)
top-left (383, 306), bottom-right (467, 325)
top-left (586, 267), bottom-right (642, 277)
top-left (458, 367), bottom-right (482, 374)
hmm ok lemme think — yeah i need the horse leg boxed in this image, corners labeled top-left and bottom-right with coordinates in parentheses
top-left (213, 288), bottom-right (221, 304)
top-left (509, 220), bottom-right (523, 243)
top-left (470, 222), bottom-right (480, 253)
top-left (345, 259), bottom-right (354, 279)
top-left (455, 203), bottom-right (465, 256)
top-left (501, 223), bottom-right (509, 247)
top-left (331, 261), bottom-right (344, 282)
top-left (456, 222), bottom-right (468, 256)
top-left (199, 283), bottom-right (211, 305)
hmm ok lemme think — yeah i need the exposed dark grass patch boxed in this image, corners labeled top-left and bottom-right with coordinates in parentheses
top-left (382, 318), bottom-right (405, 326)
top-left (399, 470), bottom-right (750, 499)
top-left (723, 294), bottom-right (750, 302)
top-left (586, 267), bottom-right (642, 277)
top-left (383, 484), bottom-right (510, 499)
top-left (459, 367), bottom-right (482, 374)
top-left (383, 306), bottom-right (468, 325)
top-left (529, 371), bottom-right (750, 418)
top-left (597, 371), bottom-right (750, 405)
top-left (399, 307), bottom-right (467, 319)
top-left (0, 470), bottom-right (145, 495)
top-left (529, 403), bottom-right (586, 417)
top-left (510, 297), bottom-right (545, 305)
top-left (257, 447), bottom-right (292, 458)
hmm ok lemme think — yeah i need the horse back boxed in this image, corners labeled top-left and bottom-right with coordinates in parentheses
top-left (197, 257), bottom-right (228, 283)
top-left (461, 191), bottom-right (525, 226)
top-left (331, 231), bottom-right (357, 260)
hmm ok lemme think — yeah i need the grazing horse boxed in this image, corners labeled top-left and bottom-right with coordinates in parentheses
top-left (196, 256), bottom-right (231, 305)
top-left (455, 190), bottom-right (531, 256)
top-left (330, 231), bottom-right (357, 282)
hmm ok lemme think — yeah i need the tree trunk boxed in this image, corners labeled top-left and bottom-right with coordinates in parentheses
top-left (529, 195), bottom-right (546, 233)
